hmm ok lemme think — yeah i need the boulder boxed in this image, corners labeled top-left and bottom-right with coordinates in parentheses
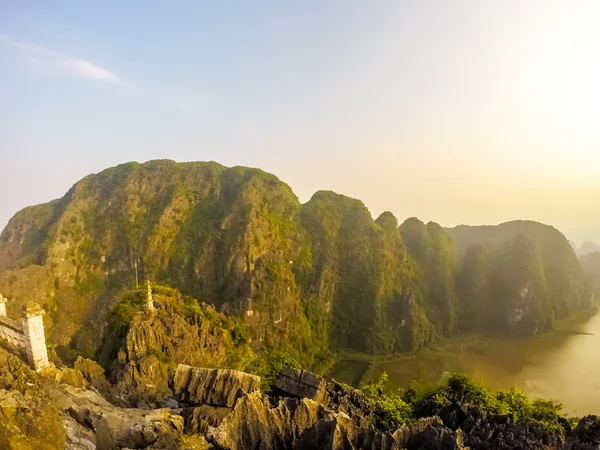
top-left (74, 356), bottom-right (110, 392)
top-left (173, 364), bottom-right (260, 407)
top-left (56, 368), bottom-right (86, 389)
top-left (274, 368), bottom-right (328, 403)
top-left (50, 384), bottom-right (184, 449)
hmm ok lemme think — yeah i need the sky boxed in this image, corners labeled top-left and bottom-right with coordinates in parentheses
top-left (1, 1), bottom-right (599, 245)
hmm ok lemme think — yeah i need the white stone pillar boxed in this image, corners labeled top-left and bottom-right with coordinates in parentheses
top-left (21, 302), bottom-right (49, 371)
top-left (0, 294), bottom-right (7, 317)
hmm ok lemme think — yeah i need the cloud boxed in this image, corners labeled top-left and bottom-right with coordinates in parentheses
top-left (61, 59), bottom-right (123, 84)
top-left (1, 35), bottom-right (127, 86)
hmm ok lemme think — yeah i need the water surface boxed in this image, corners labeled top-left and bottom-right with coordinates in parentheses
top-left (329, 310), bottom-right (600, 416)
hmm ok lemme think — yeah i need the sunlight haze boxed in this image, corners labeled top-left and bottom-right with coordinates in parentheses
top-left (1, 0), bottom-right (599, 243)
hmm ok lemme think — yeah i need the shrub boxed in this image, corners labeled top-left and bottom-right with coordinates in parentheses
top-left (362, 373), bottom-right (414, 431)
top-left (247, 352), bottom-right (302, 391)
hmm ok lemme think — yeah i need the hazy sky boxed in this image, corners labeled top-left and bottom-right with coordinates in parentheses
top-left (1, 1), bottom-right (599, 244)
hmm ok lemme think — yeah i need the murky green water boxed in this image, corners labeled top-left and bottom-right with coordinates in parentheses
top-left (328, 310), bottom-right (600, 416)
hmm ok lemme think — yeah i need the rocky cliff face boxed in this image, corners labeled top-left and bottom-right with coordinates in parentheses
top-left (0, 161), bottom-right (591, 363)
top-left (95, 285), bottom-right (253, 407)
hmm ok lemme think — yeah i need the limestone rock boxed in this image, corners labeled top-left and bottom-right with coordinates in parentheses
top-left (74, 356), bottom-right (110, 392)
top-left (50, 384), bottom-right (184, 449)
top-left (326, 380), bottom-right (374, 430)
top-left (274, 367), bottom-right (328, 403)
top-left (123, 294), bottom-right (230, 368)
top-left (56, 368), bottom-right (86, 389)
top-left (183, 404), bottom-right (233, 434)
top-left (173, 364), bottom-right (260, 407)
top-left (206, 390), bottom-right (354, 449)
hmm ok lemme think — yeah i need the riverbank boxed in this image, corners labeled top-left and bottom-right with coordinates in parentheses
top-left (326, 308), bottom-right (600, 415)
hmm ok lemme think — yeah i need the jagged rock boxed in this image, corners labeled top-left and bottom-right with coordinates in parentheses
top-left (123, 292), bottom-right (231, 368)
top-left (183, 404), bottom-right (233, 434)
top-left (56, 368), bottom-right (86, 388)
top-left (418, 400), bottom-right (565, 450)
top-left (274, 368), bottom-right (328, 403)
top-left (566, 415), bottom-right (600, 449)
top-left (74, 356), bottom-right (110, 392)
top-left (206, 390), bottom-right (357, 450)
top-left (50, 384), bottom-right (184, 449)
top-left (121, 355), bottom-right (170, 394)
top-left (326, 380), bottom-right (374, 430)
top-left (173, 364), bottom-right (260, 407)
top-left (404, 420), bottom-right (467, 450)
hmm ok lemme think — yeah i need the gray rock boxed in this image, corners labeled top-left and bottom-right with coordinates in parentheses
top-left (173, 364), bottom-right (261, 407)
top-left (206, 390), bottom-right (356, 450)
top-left (50, 384), bottom-right (184, 449)
top-left (183, 404), bottom-right (233, 434)
top-left (275, 367), bottom-right (328, 403)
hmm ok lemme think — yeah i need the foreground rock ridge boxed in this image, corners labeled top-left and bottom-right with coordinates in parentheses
top-left (1, 344), bottom-right (600, 450)
top-left (0, 160), bottom-right (592, 364)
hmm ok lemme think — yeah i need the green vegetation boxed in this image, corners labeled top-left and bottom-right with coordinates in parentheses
top-left (362, 373), bottom-right (413, 430)
top-left (359, 372), bottom-right (568, 434)
top-left (0, 160), bottom-right (592, 367)
top-left (426, 374), bottom-right (565, 433)
top-left (246, 352), bottom-right (302, 391)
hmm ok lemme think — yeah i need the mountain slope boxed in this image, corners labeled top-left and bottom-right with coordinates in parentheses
top-left (580, 252), bottom-right (600, 298)
top-left (0, 161), bottom-right (591, 363)
top-left (447, 221), bottom-right (589, 332)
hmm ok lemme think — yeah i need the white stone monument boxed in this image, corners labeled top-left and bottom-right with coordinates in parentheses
top-left (146, 280), bottom-right (154, 311)
top-left (21, 302), bottom-right (49, 371)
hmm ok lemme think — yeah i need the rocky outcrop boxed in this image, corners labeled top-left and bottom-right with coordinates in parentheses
top-left (183, 404), bottom-right (232, 434)
top-left (416, 399), bottom-right (564, 450)
top-left (120, 355), bottom-right (170, 397)
top-left (174, 364), bottom-right (260, 408)
top-left (274, 367), bottom-right (328, 404)
top-left (124, 306), bottom-right (229, 368)
top-left (204, 391), bottom-right (471, 450)
top-left (50, 384), bottom-right (184, 449)
top-left (205, 391), bottom-right (356, 450)
top-left (326, 380), bottom-right (374, 430)
top-left (56, 367), bottom-right (86, 388)
top-left (567, 415), bottom-right (600, 450)
top-left (74, 356), bottom-right (111, 393)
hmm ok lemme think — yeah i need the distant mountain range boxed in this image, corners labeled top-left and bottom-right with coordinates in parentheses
top-left (576, 241), bottom-right (600, 256)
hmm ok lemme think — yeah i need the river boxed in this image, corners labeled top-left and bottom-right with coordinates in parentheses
top-left (327, 309), bottom-right (600, 416)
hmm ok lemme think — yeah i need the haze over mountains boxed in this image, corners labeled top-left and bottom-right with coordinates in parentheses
top-left (575, 241), bottom-right (600, 256)
top-left (1, 161), bottom-right (599, 449)
top-left (0, 160), bottom-right (593, 363)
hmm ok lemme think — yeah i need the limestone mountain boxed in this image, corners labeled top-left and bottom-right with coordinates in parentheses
top-left (580, 252), bottom-right (600, 298)
top-left (577, 241), bottom-right (600, 256)
top-left (0, 161), bottom-right (592, 365)
top-left (448, 221), bottom-right (590, 334)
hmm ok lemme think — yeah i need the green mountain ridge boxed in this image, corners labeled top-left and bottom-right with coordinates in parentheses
top-left (0, 160), bottom-right (591, 365)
